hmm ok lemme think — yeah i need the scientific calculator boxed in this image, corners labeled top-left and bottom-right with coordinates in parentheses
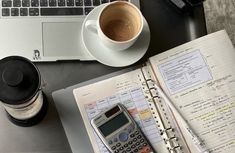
top-left (91, 104), bottom-right (155, 153)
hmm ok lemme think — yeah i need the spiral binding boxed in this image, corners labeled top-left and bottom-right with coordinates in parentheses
top-left (140, 67), bottom-right (183, 153)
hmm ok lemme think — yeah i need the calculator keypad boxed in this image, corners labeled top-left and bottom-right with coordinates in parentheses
top-left (108, 128), bottom-right (153, 153)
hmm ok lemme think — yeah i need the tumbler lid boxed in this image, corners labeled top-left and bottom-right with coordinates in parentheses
top-left (0, 56), bottom-right (41, 105)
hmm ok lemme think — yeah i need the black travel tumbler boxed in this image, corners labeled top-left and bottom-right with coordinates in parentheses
top-left (0, 56), bottom-right (48, 127)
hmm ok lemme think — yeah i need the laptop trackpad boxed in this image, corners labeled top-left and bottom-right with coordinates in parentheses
top-left (42, 22), bottom-right (84, 57)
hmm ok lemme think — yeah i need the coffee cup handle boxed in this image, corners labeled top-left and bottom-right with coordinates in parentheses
top-left (85, 20), bottom-right (98, 34)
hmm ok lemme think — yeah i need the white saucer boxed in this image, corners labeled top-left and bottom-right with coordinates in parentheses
top-left (82, 4), bottom-right (150, 67)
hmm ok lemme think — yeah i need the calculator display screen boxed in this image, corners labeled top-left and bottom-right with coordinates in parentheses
top-left (99, 112), bottom-right (129, 137)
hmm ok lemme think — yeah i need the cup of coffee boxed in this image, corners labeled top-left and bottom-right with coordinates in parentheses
top-left (85, 1), bottom-right (144, 51)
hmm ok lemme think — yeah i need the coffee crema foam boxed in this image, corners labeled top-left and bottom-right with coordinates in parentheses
top-left (100, 2), bottom-right (141, 42)
top-left (102, 19), bottom-right (136, 41)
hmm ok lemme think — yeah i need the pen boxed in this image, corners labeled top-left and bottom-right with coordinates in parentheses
top-left (153, 83), bottom-right (210, 153)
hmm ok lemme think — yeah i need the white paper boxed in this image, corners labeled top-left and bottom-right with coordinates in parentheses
top-left (150, 30), bottom-right (235, 153)
top-left (73, 69), bottom-right (169, 153)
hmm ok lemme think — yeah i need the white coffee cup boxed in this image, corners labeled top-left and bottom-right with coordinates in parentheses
top-left (85, 1), bottom-right (144, 51)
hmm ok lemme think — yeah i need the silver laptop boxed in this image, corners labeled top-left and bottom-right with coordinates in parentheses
top-left (0, 0), bottom-right (139, 62)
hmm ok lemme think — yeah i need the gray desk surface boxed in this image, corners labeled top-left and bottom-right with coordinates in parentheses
top-left (0, 0), bottom-right (207, 153)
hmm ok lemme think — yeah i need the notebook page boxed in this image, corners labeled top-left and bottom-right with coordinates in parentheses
top-left (149, 30), bottom-right (235, 153)
top-left (73, 69), bottom-right (169, 153)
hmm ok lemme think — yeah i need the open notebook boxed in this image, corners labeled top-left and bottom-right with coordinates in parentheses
top-left (70, 30), bottom-right (235, 153)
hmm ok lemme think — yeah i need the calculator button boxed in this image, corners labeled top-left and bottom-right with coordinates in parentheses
top-left (133, 138), bottom-right (137, 142)
top-left (126, 147), bottom-right (131, 151)
top-left (130, 134), bottom-right (135, 138)
top-left (135, 131), bottom-right (139, 135)
top-left (137, 135), bottom-right (142, 139)
top-left (136, 142), bottom-right (140, 146)
top-left (128, 141), bottom-right (133, 145)
top-left (140, 138), bottom-right (145, 143)
top-left (119, 132), bottom-right (129, 142)
top-left (116, 143), bottom-right (121, 147)
top-left (111, 146), bottom-right (116, 150)
top-left (114, 150), bottom-right (119, 153)
top-left (119, 147), bottom-right (124, 150)
top-left (133, 149), bottom-right (138, 152)
top-left (121, 151), bottom-right (126, 153)
top-left (138, 146), bottom-right (143, 150)
top-left (131, 144), bottom-right (136, 148)
top-left (108, 140), bottom-right (113, 145)
top-left (143, 143), bottom-right (148, 147)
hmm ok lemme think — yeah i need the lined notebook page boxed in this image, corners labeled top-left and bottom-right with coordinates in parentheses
top-left (73, 69), bottom-right (169, 153)
top-left (149, 30), bottom-right (235, 153)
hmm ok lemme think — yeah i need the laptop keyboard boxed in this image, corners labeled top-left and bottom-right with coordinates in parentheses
top-left (1, 0), bottom-right (128, 17)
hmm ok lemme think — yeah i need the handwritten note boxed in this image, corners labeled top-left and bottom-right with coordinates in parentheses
top-left (149, 30), bottom-right (235, 153)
